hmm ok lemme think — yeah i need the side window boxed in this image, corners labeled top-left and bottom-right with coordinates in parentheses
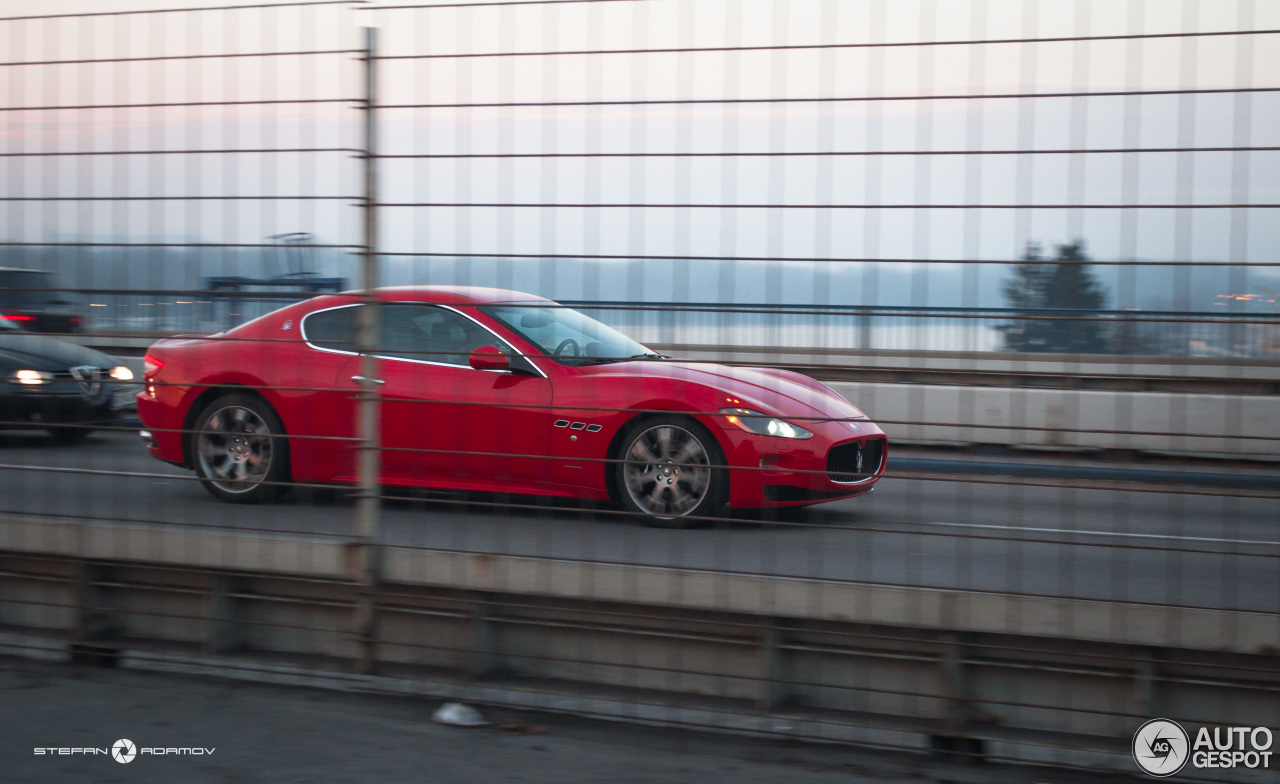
top-left (379, 304), bottom-right (501, 366)
top-left (302, 306), bottom-right (357, 352)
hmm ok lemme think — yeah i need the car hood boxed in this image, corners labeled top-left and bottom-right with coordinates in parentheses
top-left (0, 333), bottom-right (117, 373)
top-left (579, 360), bottom-right (867, 421)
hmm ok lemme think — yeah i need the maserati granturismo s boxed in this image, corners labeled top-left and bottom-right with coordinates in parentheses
top-left (137, 287), bottom-right (887, 525)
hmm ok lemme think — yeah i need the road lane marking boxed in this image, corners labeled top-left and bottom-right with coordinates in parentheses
top-left (904, 520), bottom-right (1280, 548)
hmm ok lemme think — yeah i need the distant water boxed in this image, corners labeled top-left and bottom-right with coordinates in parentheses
top-left (83, 294), bottom-right (1274, 358)
top-left (87, 296), bottom-right (1004, 353)
top-left (617, 319), bottom-right (1004, 353)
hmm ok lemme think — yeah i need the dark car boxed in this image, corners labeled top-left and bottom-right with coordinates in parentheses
top-left (0, 317), bottom-right (136, 442)
top-left (0, 267), bottom-right (84, 334)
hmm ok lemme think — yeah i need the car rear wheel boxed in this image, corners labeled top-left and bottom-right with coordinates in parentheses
top-left (192, 393), bottom-right (289, 504)
top-left (616, 416), bottom-right (726, 528)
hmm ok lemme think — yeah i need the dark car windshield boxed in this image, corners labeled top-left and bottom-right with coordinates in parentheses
top-left (480, 304), bottom-right (653, 366)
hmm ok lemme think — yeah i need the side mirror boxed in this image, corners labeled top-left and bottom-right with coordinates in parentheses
top-left (468, 345), bottom-right (510, 371)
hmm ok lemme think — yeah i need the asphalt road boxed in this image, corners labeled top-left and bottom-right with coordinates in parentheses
top-left (1, 661), bottom-right (1131, 784)
top-left (0, 429), bottom-right (1277, 614)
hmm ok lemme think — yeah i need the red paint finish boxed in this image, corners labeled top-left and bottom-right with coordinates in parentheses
top-left (138, 287), bottom-right (888, 509)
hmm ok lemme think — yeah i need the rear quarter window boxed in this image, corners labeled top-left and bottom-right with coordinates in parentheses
top-left (301, 306), bottom-right (357, 351)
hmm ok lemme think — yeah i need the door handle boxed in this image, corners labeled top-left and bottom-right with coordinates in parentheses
top-left (351, 375), bottom-right (385, 385)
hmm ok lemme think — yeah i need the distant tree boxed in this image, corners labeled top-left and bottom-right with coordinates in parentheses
top-left (999, 240), bottom-right (1109, 353)
top-left (998, 241), bottom-right (1049, 352)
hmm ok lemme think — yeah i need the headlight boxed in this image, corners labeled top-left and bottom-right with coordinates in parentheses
top-left (719, 408), bottom-right (813, 440)
top-left (13, 369), bottom-right (54, 385)
top-left (110, 365), bottom-right (134, 381)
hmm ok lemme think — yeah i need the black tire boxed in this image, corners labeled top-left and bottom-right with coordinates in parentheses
top-left (614, 415), bottom-right (727, 528)
top-left (190, 392), bottom-right (290, 504)
top-left (47, 425), bottom-right (93, 444)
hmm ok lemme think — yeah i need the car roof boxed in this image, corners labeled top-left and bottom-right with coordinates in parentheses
top-left (335, 285), bottom-right (551, 305)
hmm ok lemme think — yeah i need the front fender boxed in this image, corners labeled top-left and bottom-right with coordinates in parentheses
top-left (546, 376), bottom-right (736, 496)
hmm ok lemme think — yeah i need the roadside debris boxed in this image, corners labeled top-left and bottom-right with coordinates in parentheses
top-left (431, 702), bottom-right (489, 727)
top-left (499, 720), bottom-right (549, 736)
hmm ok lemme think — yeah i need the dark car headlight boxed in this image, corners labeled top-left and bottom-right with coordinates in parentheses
top-left (719, 408), bottom-right (813, 440)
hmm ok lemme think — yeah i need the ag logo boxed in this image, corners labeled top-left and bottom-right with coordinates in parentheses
top-left (112, 739), bottom-right (136, 764)
top-left (1133, 719), bottom-right (1189, 777)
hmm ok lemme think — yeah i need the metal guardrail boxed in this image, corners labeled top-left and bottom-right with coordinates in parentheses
top-left (12, 292), bottom-right (1280, 360)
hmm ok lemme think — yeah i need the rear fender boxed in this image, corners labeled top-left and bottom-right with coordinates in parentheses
top-left (180, 375), bottom-right (290, 465)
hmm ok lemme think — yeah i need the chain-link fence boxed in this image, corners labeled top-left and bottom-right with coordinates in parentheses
top-left (1, 1), bottom-right (1278, 779)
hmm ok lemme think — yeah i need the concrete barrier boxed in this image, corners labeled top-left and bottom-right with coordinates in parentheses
top-left (3, 514), bottom-right (1278, 778)
top-left (829, 381), bottom-right (1280, 457)
top-left (2, 514), bottom-right (1275, 657)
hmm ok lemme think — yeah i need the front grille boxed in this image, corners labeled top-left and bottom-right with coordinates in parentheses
top-left (827, 438), bottom-right (885, 484)
top-left (49, 367), bottom-right (110, 402)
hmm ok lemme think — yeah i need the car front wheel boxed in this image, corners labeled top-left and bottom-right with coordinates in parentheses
top-left (191, 393), bottom-right (289, 504)
top-left (616, 416), bottom-right (726, 527)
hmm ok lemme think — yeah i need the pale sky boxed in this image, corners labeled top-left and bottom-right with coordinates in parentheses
top-left (3, 0), bottom-right (1278, 307)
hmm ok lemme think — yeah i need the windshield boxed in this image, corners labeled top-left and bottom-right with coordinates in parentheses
top-left (480, 304), bottom-right (653, 366)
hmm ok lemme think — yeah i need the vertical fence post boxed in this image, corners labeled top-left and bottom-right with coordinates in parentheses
top-left (353, 25), bottom-right (382, 675)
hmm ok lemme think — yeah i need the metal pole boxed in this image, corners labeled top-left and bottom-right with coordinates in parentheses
top-left (353, 25), bottom-right (381, 675)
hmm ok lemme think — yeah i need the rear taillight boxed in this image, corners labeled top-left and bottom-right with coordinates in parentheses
top-left (143, 354), bottom-right (164, 399)
top-left (1, 313), bottom-right (34, 322)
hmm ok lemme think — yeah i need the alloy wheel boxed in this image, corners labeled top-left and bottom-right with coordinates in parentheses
top-left (622, 424), bottom-right (712, 518)
top-left (196, 405), bottom-right (274, 494)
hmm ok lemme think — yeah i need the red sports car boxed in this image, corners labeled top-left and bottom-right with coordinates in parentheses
top-left (137, 287), bottom-right (887, 525)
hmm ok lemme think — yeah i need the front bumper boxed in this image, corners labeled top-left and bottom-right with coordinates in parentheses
top-left (713, 417), bottom-right (888, 508)
top-left (0, 385), bottom-right (134, 430)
